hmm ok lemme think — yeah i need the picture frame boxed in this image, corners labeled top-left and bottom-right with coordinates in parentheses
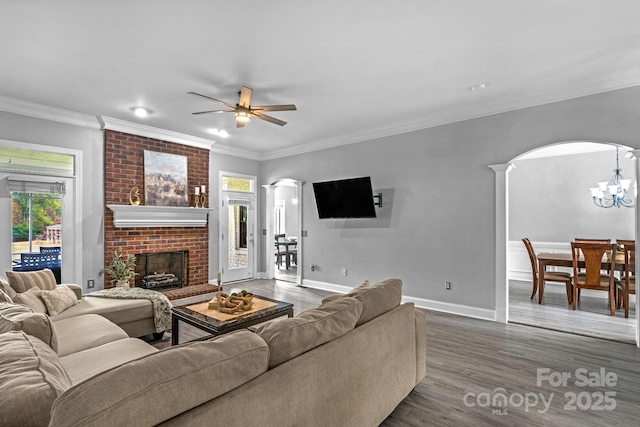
top-left (143, 150), bottom-right (188, 206)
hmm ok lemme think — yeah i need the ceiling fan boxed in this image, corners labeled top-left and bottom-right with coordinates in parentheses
top-left (188, 86), bottom-right (296, 127)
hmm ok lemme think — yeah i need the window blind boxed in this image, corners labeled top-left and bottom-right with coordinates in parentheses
top-left (8, 179), bottom-right (66, 195)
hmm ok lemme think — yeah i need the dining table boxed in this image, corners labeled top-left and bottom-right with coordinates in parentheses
top-left (280, 240), bottom-right (297, 269)
top-left (535, 251), bottom-right (625, 304)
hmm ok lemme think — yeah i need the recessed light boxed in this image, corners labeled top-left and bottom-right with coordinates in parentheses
top-left (131, 106), bottom-right (152, 118)
top-left (471, 83), bottom-right (487, 91)
top-left (208, 128), bottom-right (229, 138)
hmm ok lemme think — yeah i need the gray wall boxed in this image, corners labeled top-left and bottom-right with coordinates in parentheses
top-left (0, 111), bottom-right (104, 290)
top-left (274, 185), bottom-right (299, 238)
top-left (208, 151), bottom-right (261, 279)
top-left (262, 86), bottom-right (640, 310)
top-left (510, 150), bottom-right (635, 243)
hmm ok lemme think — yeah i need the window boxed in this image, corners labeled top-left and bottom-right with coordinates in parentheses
top-left (10, 180), bottom-right (65, 283)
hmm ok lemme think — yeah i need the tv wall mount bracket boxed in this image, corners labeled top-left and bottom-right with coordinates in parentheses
top-left (373, 193), bottom-right (382, 208)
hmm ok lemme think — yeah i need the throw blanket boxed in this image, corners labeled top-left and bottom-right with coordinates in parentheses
top-left (87, 287), bottom-right (171, 333)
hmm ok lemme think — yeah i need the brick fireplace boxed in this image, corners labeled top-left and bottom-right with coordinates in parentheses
top-left (104, 130), bottom-right (209, 289)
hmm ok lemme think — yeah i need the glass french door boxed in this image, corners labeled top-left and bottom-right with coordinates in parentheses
top-left (218, 170), bottom-right (257, 283)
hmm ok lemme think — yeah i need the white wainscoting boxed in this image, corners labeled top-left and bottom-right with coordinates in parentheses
top-left (509, 240), bottom-right (572, 282)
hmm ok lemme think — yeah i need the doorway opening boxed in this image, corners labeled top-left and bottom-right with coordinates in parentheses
top-left (498, 141), bottom-right (638, 344)
top-left (265, 179), bottom-right (302, 285)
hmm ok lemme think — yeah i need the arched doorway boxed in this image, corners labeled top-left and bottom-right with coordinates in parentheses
top-left (264, 179), bottom-right (302, 285)
top-left (492, 141), bottom-right (639, 346)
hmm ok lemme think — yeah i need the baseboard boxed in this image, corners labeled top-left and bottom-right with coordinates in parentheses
top-left (302, 279), bottom-right (497, 321)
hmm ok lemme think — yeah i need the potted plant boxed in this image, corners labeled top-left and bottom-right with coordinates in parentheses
top-left (100, 250), bottom-right (138, 289)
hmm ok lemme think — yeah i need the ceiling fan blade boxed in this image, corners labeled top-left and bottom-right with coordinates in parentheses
top-left (192, 109), bottom-right (235, 115)
top-left (251, 104), bottom-right (297, 112)
top-left (236, 120), bottom-right (246, 128)
top-left (188, 92), bottom-right (236, 109)
top-left (253, 112), bottom-right (287, 126)
top-left (239, 86), bottom-right (253, 108)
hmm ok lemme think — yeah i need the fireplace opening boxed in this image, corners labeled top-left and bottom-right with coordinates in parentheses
top-left (135, 250), bottom-right (187, 290)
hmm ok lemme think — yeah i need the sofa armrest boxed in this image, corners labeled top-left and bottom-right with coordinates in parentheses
top-left (59, 284), bottom-right (82, 299)
top-left (414, 308), bottom-right (427, 384)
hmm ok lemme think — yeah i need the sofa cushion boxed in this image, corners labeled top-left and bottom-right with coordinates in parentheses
top-left (59, 338), bottom-right (158, 385)
top-left (13, 287), bottom-right (48, 313)
top-left (0, 331), bottom-right (71, 427)
top-left (323, 278), bottom-right (403, 327)
top-left (0, 275), bottom-right (17, 299)
top-left (53, 314), bottom-right (128, 357)
top-left (50, 330), bottom-right (269, 427)
top-left (49, 296), bottom-right (152, 325)
top-left (5, 268), bottom-right (57, 293)
top-left (0, 287), bottom-right (13, 303)
top-left (255, 296), bottom-right (363, 369)
top-left (0, 302), bottom-right (58, 351)
top-left (40, 286), bottom-right (79, 316)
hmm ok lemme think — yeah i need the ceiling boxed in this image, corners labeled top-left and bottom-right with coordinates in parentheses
top-left (1, 1), bottom-right (640, 160)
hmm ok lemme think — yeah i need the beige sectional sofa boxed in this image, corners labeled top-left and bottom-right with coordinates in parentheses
top-left (1, 277), bottom-right (426, 427)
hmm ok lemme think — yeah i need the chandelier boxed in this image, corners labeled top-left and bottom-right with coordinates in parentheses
top-left (590, 146), bottom-right (633, 208)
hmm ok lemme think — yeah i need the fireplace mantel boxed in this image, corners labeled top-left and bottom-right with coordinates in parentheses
top-left (107, 205), bottom-right (213, 228)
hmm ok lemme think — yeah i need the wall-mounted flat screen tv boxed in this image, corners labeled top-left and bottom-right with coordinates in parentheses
top-left (313, 176), bottom-right (377, 219)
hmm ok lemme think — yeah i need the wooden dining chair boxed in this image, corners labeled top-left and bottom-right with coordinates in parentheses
top-left (571, 241), bottom-right (617, 315)
top-left (274, 234), bottom-right (287, 269)
top-left (522, 238), bottom-right (573, 304)
top-left (615, 239), bottom-right (635, 318)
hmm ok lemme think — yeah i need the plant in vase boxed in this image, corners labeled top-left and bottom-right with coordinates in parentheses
top-left (100, 250), bottom-right (138, 289)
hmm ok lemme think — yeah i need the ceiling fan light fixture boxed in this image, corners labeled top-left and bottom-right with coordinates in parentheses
top-left (235, 111), bottom-right (251, 122)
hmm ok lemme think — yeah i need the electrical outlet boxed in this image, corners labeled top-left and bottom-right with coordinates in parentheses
top-left (87, 279), bottom-right (95, 289)
top-left (310, 264), bottom-right (315, 271)
top-left (445, 282), bottom-right (451, 290)
top-left (342, 268), bottom-right (347, 276)
top-left (302, 230), bottom-right (308, 237)
top-left (262, 229), bottom-right (266, 235)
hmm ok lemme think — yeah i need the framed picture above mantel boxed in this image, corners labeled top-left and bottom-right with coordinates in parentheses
top-left (143, 150), bottom-right (188, 207)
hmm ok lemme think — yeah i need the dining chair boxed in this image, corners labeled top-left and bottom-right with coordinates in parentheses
top-left (522, 238), bottom-right (573, 304)
top-left (615, 239), bottom-right (635, 318)
top-left (274, 234), bottom-right (287, 269)
top-left (571, 241), bottom-right (617, 315)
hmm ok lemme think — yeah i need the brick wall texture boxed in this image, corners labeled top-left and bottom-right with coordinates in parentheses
top-left (104, 130), bottom-right (209, 288)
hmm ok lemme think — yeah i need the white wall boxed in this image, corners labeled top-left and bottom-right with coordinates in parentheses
top-left (261, 86), bottom-right (640, 313)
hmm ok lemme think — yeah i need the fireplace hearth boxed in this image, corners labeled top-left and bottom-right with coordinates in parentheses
top-left (135, 251), bottom-right (187, 290)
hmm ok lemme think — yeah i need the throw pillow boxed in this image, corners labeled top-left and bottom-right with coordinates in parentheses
top-left (13, 287), bottom-right (48, 313)
top-left (40, 286), bottom-right (79, 316)
top-left (346, 277), bottom-right (403, 326)
top-left (255, 296), bottom-right (363, 369)
top-left (321, 280), bottom-right (369, 305)
top-left (0, 331), bottom-right (71, 427)
top-left (0, 302), bottom-right (58, 351)
top-left (5, 268), bottom-right (57, 293)
top-left (0, 275), bottom-right (17, 299)
top-left (0, 288), bottom-right (13, 304)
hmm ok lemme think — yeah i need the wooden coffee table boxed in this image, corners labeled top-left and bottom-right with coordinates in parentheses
top-left (171, 294), bottom-right (294, 345)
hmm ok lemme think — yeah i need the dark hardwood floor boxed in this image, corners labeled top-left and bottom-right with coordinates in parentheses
top-left (164, 279), bottom-right (640, 427)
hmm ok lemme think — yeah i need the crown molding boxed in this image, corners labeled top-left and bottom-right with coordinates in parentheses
top-left (0, 95), bottom-right (101, 129)
top-left (100, 117), bottom-right (216, 150)
top-left (261, 80), bottom-right (640, 161)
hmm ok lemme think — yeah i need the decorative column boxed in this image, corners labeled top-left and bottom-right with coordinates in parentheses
top-left (489, 163), bottom-right (515, 324)
top-left (633, 150), bottom-right (640, 347)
